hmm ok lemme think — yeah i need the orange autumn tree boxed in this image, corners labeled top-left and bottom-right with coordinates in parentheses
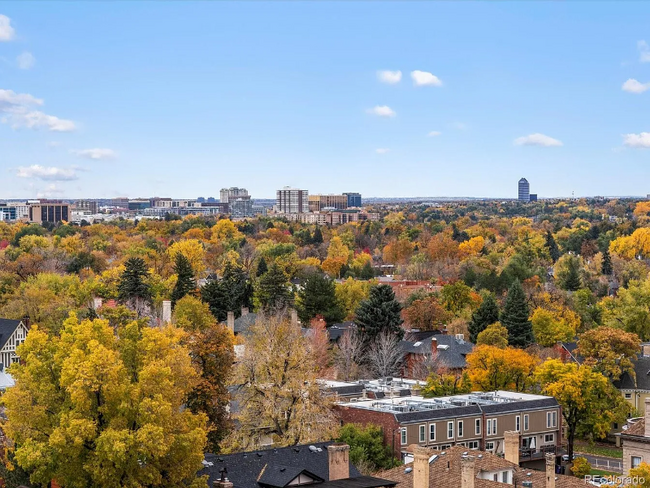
top-left (466, 345), bottom-right (539, 392)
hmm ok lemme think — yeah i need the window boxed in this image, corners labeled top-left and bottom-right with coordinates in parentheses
top-left (524, 414), bottom-right (529, 431)
top-left (400, 428), bottom-right (407, 445)
top-left (439, 444), bottom-right (452, 450)
top-left (625, 393), bottom-right (632, 399)
top-left (458, 420), bottom-right (464, 438)
top-left (419, 425), bottom-right (426, 443)
top-left (547, 411), bottom-right (558, 428)
top-left (492, 474), bottom-right (498, 481)
top-left (515, 416), bottom-right (521, 432)
top-left (485, 441), bottom-right (495, 451)
top-left (632, 456), bottom-right (642, 469)
top-left (447, 421), bottom-right (454, 439)
top-left (544, 434), bottom-right (554, 443)
top-left (475, 419), bottom-right (481, 435)
top-left (487, 418), bottom-right (497, 436)
top-left (467, 441), bottom-right (479, 449)
top-left (502, 471), bottom-right (510, 484)
top-left (430, 424), bottom-right (436, 442)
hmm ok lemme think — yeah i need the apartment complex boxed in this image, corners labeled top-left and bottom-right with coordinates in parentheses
top-left (220, 187), bottom-right (249, 204)
top-left (308, 194), bottom-right (348, 212)
top-left (220, 187), bottom-right (253, 217)
top-left (335, 390), bottom-right (562, 461)
top-left (276, 187), bottom-right (309, 214)
top-left (344, 192), bottom-right (362, 208)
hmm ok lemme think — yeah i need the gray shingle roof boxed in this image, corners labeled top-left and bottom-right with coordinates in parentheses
top-left (0, 319), bottom-right (22, 351)
top-left (615, 356), bottom-right (650, 390)
top-left (400, 334), bottom-right (474, 370)
top-left (200, 442), bottom-right (361, 488)
top-left (234, 313), bottom-right (258, 334)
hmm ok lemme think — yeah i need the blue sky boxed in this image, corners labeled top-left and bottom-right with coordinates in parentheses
top-left (1, 2), bottom-right (650, 200)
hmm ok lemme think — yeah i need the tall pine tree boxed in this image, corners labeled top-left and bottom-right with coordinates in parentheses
top-left (560, 256), bottom-right (582, 291)
top-left (468, 292), bottom-right (500, 343)
top-left (296, 272), bottom-right (345, 326)
top-left (312, 226), bottom-right (323, 244)
top-left (117, 257), bottom-right (152, 316)
top-left (256, 257), bottom-right (268, 277)
top-left (545, 231), bottom-right (561, 263)
top-left (254, 263), bottom-right (293, 312)
top-left (355, 284), bottom-right (404, 342)
top-left (201, 263), bottom-right (253, 322)
top-left (500, 280), bottom-right (533, 347)
top-left (171, 253), bottom-right (196, 308)
top-left (602, 248), bottom-right (613, 276)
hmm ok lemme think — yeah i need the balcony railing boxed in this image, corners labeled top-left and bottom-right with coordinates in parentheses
top-left (519, 445), bottom-right (557, 460)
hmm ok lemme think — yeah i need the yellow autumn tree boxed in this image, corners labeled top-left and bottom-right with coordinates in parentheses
top-left (610, 228), bottom-right (650, 259)
top-left (167, 239), bottom-right (206, 276)
top-left (322, 236), bottom-right (351, 277)
top-left (458, 236), bottom-right (485, 258)
top-left (211, 219), bottom-right (243, 242)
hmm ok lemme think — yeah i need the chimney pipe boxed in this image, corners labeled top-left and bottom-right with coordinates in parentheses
top-left (413, 446), bottom-right (430, 488)
top-left (162, 300), bottom-right (172, 325)
top-left (504, 431), bottom-right (520, 465)
top-left (328, 443), bottom-right (350, 481)
top-left (545, 452), bottom-right (556, 488)
top-left (227, 311), bottom-right (235, 335)
top-left (461, 455), bottom-right (475, 488)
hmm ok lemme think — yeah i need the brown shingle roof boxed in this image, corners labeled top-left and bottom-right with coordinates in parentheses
top-left (621, 418), bottom-right (646, 438)
top-left (377, 446), bottom-right (584, 488)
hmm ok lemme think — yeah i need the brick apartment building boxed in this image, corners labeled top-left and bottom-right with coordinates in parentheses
top-left (335, 391), bottom-right (562, 464)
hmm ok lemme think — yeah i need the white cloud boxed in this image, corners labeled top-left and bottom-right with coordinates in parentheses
top-left (0, 15), bottom-right (15, 42)
top-left (623, 132), bottom-right (650, 148)
top-left (375, 148), bottom-right (390, 154)
top-left (16, 52), bottom-right (35, 70)
top-left (411, 70), bottom-right (443, 87)
top-left (622, 78), bottom-right (650, 93)
top-left (71, 148), bottom-right (116, 160)
top-left (16, 165), bottom-right (78, 181)
top-left (0, 88), bottom-right (75, 132)
top-left (377, 70), bottom-right (402, 84)
top-left (367, 105), bottom-right (396, 118)
top-left (514, 133), bottom-right (564, 147)
top-left (37, 184), bottom-right (65, 198)
top-left (427, 131), bottom-right (442, 137)
top-left (639, 40), bottom-right (650, 63)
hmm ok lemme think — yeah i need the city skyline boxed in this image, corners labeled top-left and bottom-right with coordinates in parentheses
top-left (2, 2), bottom-right (650, 199)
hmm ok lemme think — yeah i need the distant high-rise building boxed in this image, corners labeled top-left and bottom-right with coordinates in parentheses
top-left (308, 194), bottom-right (348, 212)
top-left (29, 202), bottom-right (70, 224)
top-left (220, 187), bottom-right (249, 204)
top-left (518, 178), bottom-right (530, 202)
top-left (276, 187), bottom-right (309, 214)
top-left (344, 192), bottom-right (362, 208)
top-left (529, 194), bottom-right (538, 202)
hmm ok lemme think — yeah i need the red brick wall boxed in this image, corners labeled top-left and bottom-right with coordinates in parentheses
top-left (335, 405), bottom-right (402, 457)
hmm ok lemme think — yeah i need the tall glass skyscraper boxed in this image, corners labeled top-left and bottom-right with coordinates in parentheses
top-left (518, 178), bottom-right (530, 202)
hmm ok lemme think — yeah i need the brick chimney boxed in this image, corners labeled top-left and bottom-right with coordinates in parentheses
top-left (162, 300), bottom-right (172, 325)
top-left (645, 397), bottom-right (650, 438)
top-left (328, 443), bottom-right (350, 481)
top-left (227, 311), bottom-right (235, 334)
top-left (545, 452), bottom-right (555, 488)
top-left (241, 307), bottom-right (249, 317)
top-left (461, 455), bottom-right (475, 488)
top-left (504, 431), bottom-right (520, 465)
top-left (213, 467), bottom-right (233, 488)
top-left (291, 309), bottom-right (299, 328)
top-left (413, 446), bottom-right (430, 488)
top-left (430, 337), bottom-right (438, 356)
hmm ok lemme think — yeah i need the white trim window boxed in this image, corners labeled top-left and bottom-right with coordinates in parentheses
top-left (632, 456), bottom-right (642, 469)
top-left (547, 411), bottom-right (558, 429)
top-left (544, 434), bottom-right (554, 444)
top-left (447, 421), bottom-right (454, 439)
top-left (400, 428), bottom-right (407, 445)
top-left (487, 418), bottom-right (498, 436)
top-left (475, 418), bottom-right (481, 436)
top-left (485, 441), bottom-right (495, 451)
top-left (429, 423), bottom-right (436, 442)
top-left (524, 414), bottom-right (529, 431)
top-left (515, 415), bottom-right (521, 432)
top-left (419, 424), bottom-right (426, 443)
top-left (467, 441), bottom-right (479, 449)
top-left (458, 420), bottom-right (464, 438)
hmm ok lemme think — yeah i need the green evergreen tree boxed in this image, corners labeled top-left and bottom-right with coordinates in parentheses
top-left (355, 284), bottom-right (404, 342)
top-left (171, 253), bottom-right (196, 308)
top-left (500, 280), bottom-right (533, 347)
top-left (468, 292), bottom-right (500, 343)
top-left (312, 226), bottom-right (323, 244)
top-left (359, 260), bottom-right (375, 280)
top-left (602, 248), bottom-right (613, 276)
top-left (561, 257), bottom-right (582, 291)
top-left (296, 272), bottom-right (346, 326)
top-left (201, 263), bottom-right (253, 321)
top-left (117, 257), bottom-right (152, 316)
top-left (255, 263), bottom-right (293, 312)
top-left (256, 256), bottom-right (268, 277)
top-left (545, 231), bottom-right (561, 263)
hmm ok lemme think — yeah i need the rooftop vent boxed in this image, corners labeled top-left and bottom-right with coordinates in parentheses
top-left (405, 467), bottom-right (413, 474)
